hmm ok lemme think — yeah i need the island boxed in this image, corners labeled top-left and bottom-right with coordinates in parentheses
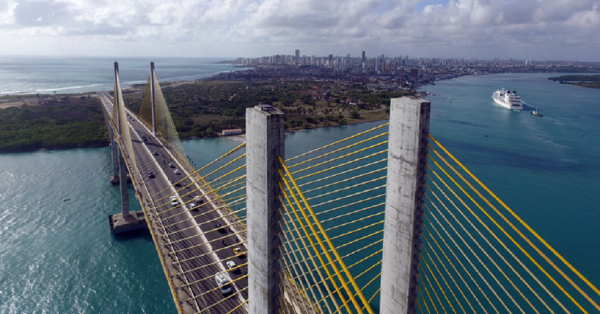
top-left (548, 75), bottom-right (600, 88)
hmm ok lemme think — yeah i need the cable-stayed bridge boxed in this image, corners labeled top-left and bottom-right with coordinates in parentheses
top-left (101, 62), bottom-right (600, 314)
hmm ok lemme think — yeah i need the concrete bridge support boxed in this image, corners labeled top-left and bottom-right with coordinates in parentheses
top-left (150, 62), bottom-right (158, 136)
top-left (118, 149), bottom-right (130, 219)
top-left (380, 97), bottom-right (430, 314)
top-left (246, 104), bottom-right (285, 314)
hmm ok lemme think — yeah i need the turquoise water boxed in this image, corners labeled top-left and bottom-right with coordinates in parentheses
top-left (1, 73), bottom-right (599, 313)
top-left (0, 56), bottom-right (239, 96)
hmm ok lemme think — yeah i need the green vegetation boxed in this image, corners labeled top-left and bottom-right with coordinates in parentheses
top-left (125, 80), bottom-right (412, 138)
top-left (549, 75), bottom-right (600, 88)
top-left (0, 97), bottom-right (107, 153)
top-left (0, 79), bottom-right (411, 153)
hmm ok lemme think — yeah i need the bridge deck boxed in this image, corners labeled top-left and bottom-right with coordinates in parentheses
top-left (100, 92), bottom-right (248, 314)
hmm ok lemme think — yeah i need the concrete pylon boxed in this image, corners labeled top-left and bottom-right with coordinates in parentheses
top-left (118, 147), bottom-right (130, 218)
top-left (380, 97), bottom-right (430, 314)
top-left (246, 104), bottom-right (285, 314)
top-left (150, 62), bottom-right (157, 136)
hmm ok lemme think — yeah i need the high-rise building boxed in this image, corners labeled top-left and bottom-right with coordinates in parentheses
top-left (295, 49), bottom-right (300, 65)
top-left (362, 51), bottom-right (366, 63)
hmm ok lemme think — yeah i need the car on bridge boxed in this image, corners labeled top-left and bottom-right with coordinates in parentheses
top-left (226, 260), bottom-right (240, 273)
top-left (169, 196), bottom-right (178, 207)
top-left (173, 169), bottom-right (180, 175)
top-left (194, 195), bottom-right (204, 204)
top-left (188, 202), bottom-right (197, 211)
top-left (147, 172), bottom-right (155, 179)
top-left (215, 272), bottom-right (232, 295)
top-left (168, 162), bottom-right (174, 168)
top-left (215, 223), bottom-right (227, 233)
top-left (233, 247), bottom-right (245, 258)
top-left (152, 151), bottom-right (158, 156)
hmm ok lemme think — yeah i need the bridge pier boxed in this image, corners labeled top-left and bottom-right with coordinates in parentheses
top-left (246, 104), bottom-right (285, 314)
top-left (380, 97), bottom-right (430, 314)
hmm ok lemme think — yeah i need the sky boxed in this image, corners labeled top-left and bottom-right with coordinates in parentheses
top-left (0, 0), bottom-right (599, 61)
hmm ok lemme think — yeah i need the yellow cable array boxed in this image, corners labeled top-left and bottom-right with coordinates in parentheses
top-left (298, 159), bottom-right (387, 189)
top-left (426, 187), bottom-right (515, 314)
top-left (425, 205), bottom-right (500, 314)
top-left (420, 273), bottom-right (441, 314)
top-left (429, 134), bottom-right (600, 307)
top-left (279, 156), bottom-right (375, 314)
top-left (286, 122), bottom-right (389, 162)
top-left (278, 177), bottom-right (353, 314)
top-left (427, 171), bottom-right (536, 314)
top-left (427, 152), bottom-right (562, 314)
top-left (279, 182), bottom-right (343, 313)
top-left (291, 141), bottom-right (388, 175)
top-left (296, 153), bottom-right (387, 182)
top-left (288, 132), bottom-right (388, 169)
top-left (422, 249), bottom-right (461, 314)
top-left (419, 282), bottom-right (433, 314)
top-left (427, 147), bottom-right (587, 313)
top-left (421, 251), bottom-right (456, 314)
top-left (422, 231), bottom-right (477, 314)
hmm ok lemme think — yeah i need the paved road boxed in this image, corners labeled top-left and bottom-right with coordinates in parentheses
top-left (100, 92), bottom-right (249, 314)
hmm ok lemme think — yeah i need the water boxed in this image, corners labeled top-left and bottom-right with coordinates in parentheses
top-left (1, 71), bottom-right (599, 313)
top-left (0, 56), bottom-right (240, 96)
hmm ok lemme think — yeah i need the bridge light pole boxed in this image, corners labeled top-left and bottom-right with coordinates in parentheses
top-left (380, 97), bottom-right (430, 314)
top-left (246, 104), bottom-right (285, 314)
top-left (150, 62), bottom-right (158, 136)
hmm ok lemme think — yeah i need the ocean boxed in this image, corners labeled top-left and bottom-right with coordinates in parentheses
top-left (0, 56), bottom-right (239, 96)
top-left (0, 60), bottom-right (599, 313)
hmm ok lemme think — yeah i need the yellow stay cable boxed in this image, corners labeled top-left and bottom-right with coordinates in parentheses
top-left (279, 181), bottom-right (344, 313)
top-left (419, 283), bottom-right (433, 314)
top-left (426, 187), bottom-right (514, 314)
top-left (280, 157), bottom-right (375, 314)
top-left (421, 252), bottom-right (453, 314)
top-left (291, 141), bottom-right (387, 175)
top-left (289, 132), bottom-right (389, 169)
top-left (427, 145), bottom-right (588, 313)
top-left (423, 214), bottom-right (489, 314)
top-left (286, 122), bottom-right (389, 162)
top-left (420, 273), bottom-right (441, 314)
top-left (296, 152), bottom-right (387, 182)
top-left (427, 153), bottom-right (562, 314)
top-left (427, 170), bottom-right (536, 314)
top-left (279, 174), bottom-right (355, 314)
top-left (430, 134), bottom-right (600, 306)
top-left (422, 231), bottom-right (477, 314)
top-left (426, 204), bottom-right (500, 314)
top-left (423, 247), bottom-right (465, 314)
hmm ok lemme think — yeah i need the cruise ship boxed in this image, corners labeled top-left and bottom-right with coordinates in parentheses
top-left (492, 88), bottom-right (523, 110)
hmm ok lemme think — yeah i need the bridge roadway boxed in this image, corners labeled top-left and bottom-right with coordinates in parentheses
top-left (99, 92), bottom-right (249, 314)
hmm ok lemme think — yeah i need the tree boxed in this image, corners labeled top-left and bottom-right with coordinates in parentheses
top-left (351, 111), bottom-right (361, 119)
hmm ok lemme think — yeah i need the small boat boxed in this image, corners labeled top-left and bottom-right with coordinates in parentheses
top-left (531, 108), bottom-right (543, 117)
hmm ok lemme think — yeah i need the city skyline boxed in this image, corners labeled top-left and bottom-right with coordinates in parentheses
top-left (0, 0), bottom-right (599, 62)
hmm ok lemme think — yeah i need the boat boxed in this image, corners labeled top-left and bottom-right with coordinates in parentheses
top-left (531, 108), bottom-right (543, 117)
top-left (492, 88), bottom-right (523, 110)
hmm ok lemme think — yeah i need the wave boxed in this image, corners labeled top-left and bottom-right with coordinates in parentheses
top-left (0, 69), bottom-right (239, 96)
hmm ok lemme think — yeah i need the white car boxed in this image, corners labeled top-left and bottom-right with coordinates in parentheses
top-left (215, 272), bottom-right (232, 295)
top-left (188, 202), bottom-right (197, 210)
top-left (226, 260), bottom-right (240, 273)
top-left (169, 195), bottom-right (178, 207)
top-left (194, 195), bottom-right (204, 204)
top-left (173, 169), bottom-right (180, 175)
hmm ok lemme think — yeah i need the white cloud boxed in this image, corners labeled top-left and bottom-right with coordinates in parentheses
top-left (0, 0), bottom-right (598, 61)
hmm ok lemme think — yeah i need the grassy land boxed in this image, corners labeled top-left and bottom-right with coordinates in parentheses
top-left (1, 79), bottom-right (411, 153)
top-left (0, 96), bottom-right (108, 153)
top-left (124, 80), bottom-right (410, 138)
top-left (548, 75), bottom-right (600, 88)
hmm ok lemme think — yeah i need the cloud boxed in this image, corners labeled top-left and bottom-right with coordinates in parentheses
top-left (0, 0), bottom-right (598, 61)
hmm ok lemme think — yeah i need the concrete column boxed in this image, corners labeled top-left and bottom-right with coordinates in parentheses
top-left (114, 62), bottom-right (121, 137)
top-left (150, 62), bottom-right (157, 136)
top-left (380, 97), bottom-right (430, 314)
top-left (119, 149), bottom-right (130, 218)
top-left (111, 136), bottom-right (119, 180)
top-left (246, 104), bottom-right (285, 314)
